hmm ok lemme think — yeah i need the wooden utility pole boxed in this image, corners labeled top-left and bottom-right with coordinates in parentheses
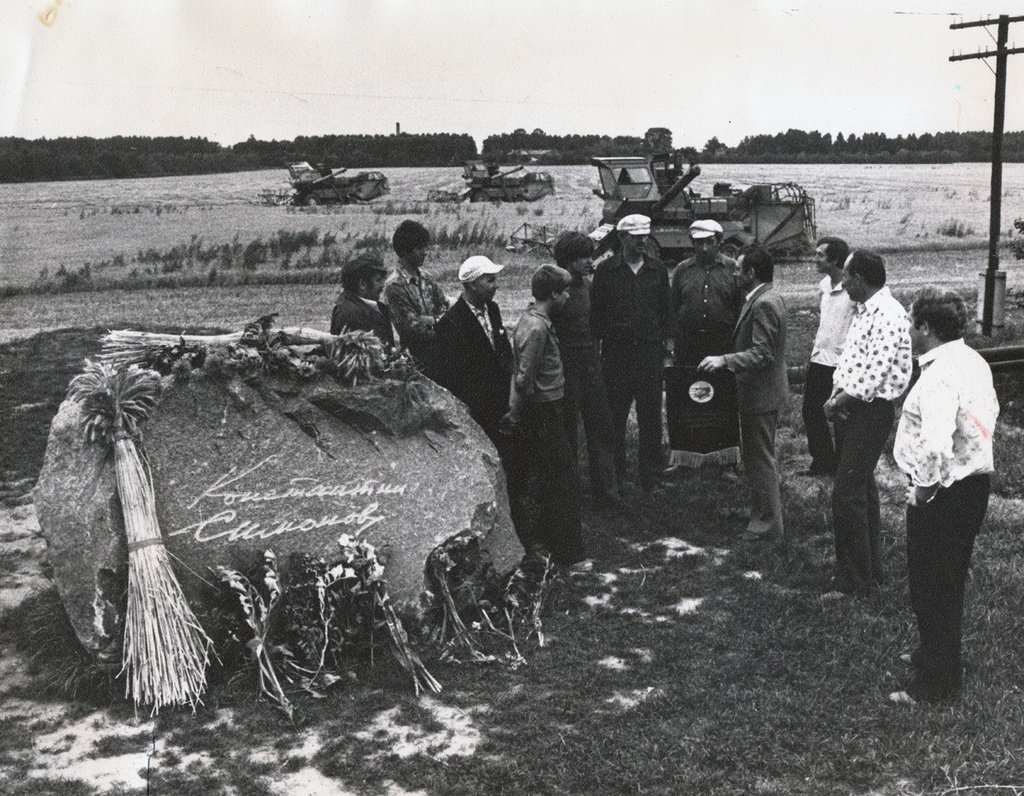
top-left (950, 14), bottom-right (1024, 335)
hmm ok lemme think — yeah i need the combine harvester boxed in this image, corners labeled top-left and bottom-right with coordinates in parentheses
top-left (259, 162), bottom-right (390, 207)
top-left (429, 160), bottom-right (555, 203)
top-left (589, 150), bottom-right (817, 266)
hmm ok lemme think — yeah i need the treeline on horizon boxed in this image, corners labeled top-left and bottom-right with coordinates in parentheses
top-left (0, 133), bottom-right (477, 183)
top-left (484, 127), bottom-right (1024, 165)
top-left (3, 127), bottom-right (1024, 183)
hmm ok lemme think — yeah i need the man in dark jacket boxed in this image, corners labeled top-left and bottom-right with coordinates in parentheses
top-left (590, 214), bottom-right (671, 491)
top-left (330, 252), bottom-right (395, 346)
top-left (430, 255), bottom-right (513, 447)
top-left (551, 231), bottom-right (620, 509)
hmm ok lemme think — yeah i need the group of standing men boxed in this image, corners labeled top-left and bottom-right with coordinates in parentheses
top-left (330, 215), bottom-right (1001, 705)
top-left (795, 236), bottom-right (999, 706)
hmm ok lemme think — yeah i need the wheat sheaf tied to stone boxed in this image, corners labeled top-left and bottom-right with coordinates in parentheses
top-left (69, 360), bottom-right (213, 714)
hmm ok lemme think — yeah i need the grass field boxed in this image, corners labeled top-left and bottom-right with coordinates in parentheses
top-left (1, 165), bottom-right (1024, 795)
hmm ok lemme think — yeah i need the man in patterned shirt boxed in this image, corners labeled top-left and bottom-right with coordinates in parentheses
top-left (383, 219), bottom-right (450, 366)
top-left (889, 288), bottom-right (998, 705)
top-left (823, 250), bottom-right (912, 599)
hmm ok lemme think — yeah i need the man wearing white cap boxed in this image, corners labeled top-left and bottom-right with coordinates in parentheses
top-left (430, 255), bottom-right (514, 449)
top-left (591, 213), bottom-right (671, 491)
top-left (670, 219), bottom-right (742, 367)
top-left (664, 219), bottom-right (744, 469)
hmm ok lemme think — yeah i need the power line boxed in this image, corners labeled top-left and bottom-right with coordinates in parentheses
top-left (950, 13), bottom-right (1024, 336)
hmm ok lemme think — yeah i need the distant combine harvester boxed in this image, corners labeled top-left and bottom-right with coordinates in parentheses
top-left (258, 162), bottom-right (390, 207)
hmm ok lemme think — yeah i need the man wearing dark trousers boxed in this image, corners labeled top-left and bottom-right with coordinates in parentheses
top-left (551, 232), bottom-right (620, 509)
top-left (590, 214), bottom-right (671, 492)
top-left (699, 247), bottom-right (788, 541)
top-left (890, 288), bottom-right (998, 705)
top-left (802, 236), bottom-right (855, 476)
top-left (823, 250), bottom-right (912, 599)
top-left (502, 265), bottom-right (590, 572)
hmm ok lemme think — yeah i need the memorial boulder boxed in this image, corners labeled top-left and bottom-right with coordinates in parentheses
top-left (34, 327), bottom-right (523, 658)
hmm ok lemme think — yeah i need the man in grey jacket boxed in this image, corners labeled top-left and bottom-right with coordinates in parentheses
top-left (699, 247), bottom-right (788, 541)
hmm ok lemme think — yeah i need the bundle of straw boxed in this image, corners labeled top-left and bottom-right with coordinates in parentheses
top-left (69, 360), bottom-right (212, 713)
top-left (101, 327), bottom-right (339, 369)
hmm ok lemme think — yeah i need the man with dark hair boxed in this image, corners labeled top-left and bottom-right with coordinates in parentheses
top-left (890, 288), bottom-right (998, 705)
top-left (551, 231), bottom-right (620, 509)
top-left (330, 252), bottom-right (395, 346)
top-left (823, 250), bottom-right (912, 599)
top-left (667, 219), bottom-right (744, 468)
top-left (802, 236), bottom-right (855, 476)
top-left (430, 255), bottom-right (513, 447)
top-left (383, 219), bottom-right (449, 365)
top-left (590, 214), bottom-right (671, 492)
top-left (502, 264), bottom-right (589, 572)
top-left (698, 247), bottom-right (788, 541)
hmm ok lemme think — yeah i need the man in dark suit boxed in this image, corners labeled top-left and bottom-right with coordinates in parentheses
top-left (429, 255), bottom-right (513, 447)
top-left (330, 252), bottom-right (395, 346)
top-left (699, 247), bottom-right (788, 541)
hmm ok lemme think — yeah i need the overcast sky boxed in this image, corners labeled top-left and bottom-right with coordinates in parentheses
top-left (2, 0), bottom-right (1023, 150)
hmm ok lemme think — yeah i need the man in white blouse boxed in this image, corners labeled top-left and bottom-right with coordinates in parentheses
top-left (823, 250), bottom-right (912, 599)
top-left (889, 288), bottom-right (998, 705)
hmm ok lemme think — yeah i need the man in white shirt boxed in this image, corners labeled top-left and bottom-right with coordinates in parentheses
top-left (889, 288), bottom-right (998, 705)
top-left (802, 237), bottom-right (855, 476)
top-left (823, 250), bottom-right (912, 599)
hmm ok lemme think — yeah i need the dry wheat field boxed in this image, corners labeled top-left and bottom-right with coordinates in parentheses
top-left (1, 162), bottom-right (1023, 340)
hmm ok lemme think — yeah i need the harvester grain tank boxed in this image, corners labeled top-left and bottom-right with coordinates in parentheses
top-left (589, 150), bottom-right (816, 266)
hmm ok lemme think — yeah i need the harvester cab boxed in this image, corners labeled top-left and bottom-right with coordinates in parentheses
top-left (589, 150), bottom-right (816, 267)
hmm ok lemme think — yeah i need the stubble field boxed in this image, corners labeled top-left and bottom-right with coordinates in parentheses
top-left (1, 164), bottom-right (1024, 796)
